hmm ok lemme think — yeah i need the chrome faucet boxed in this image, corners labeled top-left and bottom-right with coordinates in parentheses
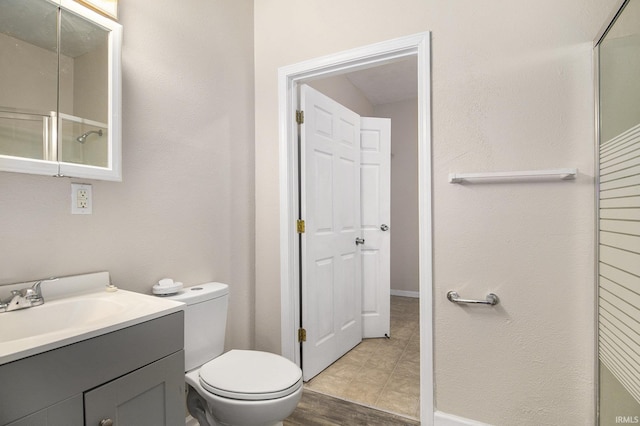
top-left (0, 277), bottom-right (58, 312)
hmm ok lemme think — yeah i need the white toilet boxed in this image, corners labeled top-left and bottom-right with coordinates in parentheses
top-left (166, 282), bottom-right (303, 426)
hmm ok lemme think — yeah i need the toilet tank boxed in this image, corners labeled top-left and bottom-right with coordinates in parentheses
top-left (166, 282), bottom-right (229, 372)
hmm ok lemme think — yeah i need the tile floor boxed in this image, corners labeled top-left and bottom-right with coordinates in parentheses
top-left (304, 295), bottom-right (420, 420)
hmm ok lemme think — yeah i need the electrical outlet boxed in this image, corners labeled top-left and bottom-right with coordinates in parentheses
top-left (71, 183), bottom-right (92, 214)
top-left (77, 189), bottom-right (88, 208)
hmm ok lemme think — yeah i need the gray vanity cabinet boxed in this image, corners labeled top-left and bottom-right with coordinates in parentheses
top-left (84, 350), bottom-right (185, 426)
top-left (1, 312), bottom-right (184, 426)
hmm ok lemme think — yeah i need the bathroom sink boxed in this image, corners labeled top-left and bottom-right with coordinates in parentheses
top-left (0, 295), bottom-right (128, 341)
top-left (0, 272), bottom-right (184, 365)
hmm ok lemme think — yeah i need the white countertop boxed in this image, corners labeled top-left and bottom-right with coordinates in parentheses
top-left (0, 273), bottom-right (184, 365)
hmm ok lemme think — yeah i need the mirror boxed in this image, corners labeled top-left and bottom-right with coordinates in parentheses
top-left (0, 0), bottom-right (122, 181)
top-left (597, 0), bottom-right (640, 424)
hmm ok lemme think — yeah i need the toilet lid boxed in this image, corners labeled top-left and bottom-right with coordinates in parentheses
top-left (199, 350), bottom-right (303, 401)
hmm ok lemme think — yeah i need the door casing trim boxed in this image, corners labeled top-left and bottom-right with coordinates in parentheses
top-left (277, 32), bottom-right (434, 425)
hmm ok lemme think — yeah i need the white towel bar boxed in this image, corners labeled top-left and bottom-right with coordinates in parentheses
top-left (448, 168), bottom-right (577, 183)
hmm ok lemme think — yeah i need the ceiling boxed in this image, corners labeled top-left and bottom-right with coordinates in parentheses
top-left (345, 55), bottom-right (418, 106)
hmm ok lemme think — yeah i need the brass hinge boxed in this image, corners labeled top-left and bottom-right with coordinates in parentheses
top-left (296, 110), bottom-right (304, 124)
top-left (298, 328), bottom-right (307, 342)
top-left (296, 219), bottom-right (305, 233)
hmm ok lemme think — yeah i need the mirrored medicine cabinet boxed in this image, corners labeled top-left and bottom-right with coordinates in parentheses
top-left (0, 0), bottom-right (122, 181)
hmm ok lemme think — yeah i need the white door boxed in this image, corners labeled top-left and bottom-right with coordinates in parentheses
top-left (360, 117), bottom-right (391, 338)
top-left (300, 84), bottom-right (363, 381)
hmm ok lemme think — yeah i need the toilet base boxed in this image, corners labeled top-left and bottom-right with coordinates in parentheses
top-left (185, 376), bottom-right (302, 426)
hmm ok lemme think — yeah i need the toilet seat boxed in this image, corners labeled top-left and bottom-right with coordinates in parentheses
top-left (199, 350), bottom-right (303, 401)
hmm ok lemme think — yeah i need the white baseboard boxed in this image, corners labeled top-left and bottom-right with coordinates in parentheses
top-left (435, 411), bottom-right (492, 426)
top-left (390, 289), bottom-right (419, 298)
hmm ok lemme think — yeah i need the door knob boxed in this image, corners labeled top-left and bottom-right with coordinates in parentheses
top-left (355, 237), bottom-right (365, 245)
top-left (99, 420), bottom-right (114, 426)
top-left (380, 224), bottom-right (389, 231)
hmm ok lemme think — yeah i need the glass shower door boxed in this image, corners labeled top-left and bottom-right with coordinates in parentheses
top-left (597, 0), bottom-right (640, 424)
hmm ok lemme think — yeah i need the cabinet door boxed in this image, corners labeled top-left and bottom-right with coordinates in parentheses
top-left (7, 395), bottom-right (83, 426)
top-left (84, 351), bottom-right (185, 426)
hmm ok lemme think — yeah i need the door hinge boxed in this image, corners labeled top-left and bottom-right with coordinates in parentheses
top-left (298, 328), bottom-right (307, 342)
top-left (296, 110), bottom-right (304, 124)
top-left (296, 219), bottom-right (305, 233)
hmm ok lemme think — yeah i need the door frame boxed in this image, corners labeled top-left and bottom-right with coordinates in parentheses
top-left (278, 32), bottom-right (434, 424)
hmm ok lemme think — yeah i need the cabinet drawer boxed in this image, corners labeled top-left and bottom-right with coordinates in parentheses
top-left (85, 351), bottom-right (185, 426)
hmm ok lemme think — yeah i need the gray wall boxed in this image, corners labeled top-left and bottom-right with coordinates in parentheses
top-left (374, 99), bottom-right (419, 295)
top-left (254, 0), bottom-right (619, 424)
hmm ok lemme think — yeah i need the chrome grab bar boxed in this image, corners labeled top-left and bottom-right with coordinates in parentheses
top-left (447, 291), bottom-right (499, 306)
